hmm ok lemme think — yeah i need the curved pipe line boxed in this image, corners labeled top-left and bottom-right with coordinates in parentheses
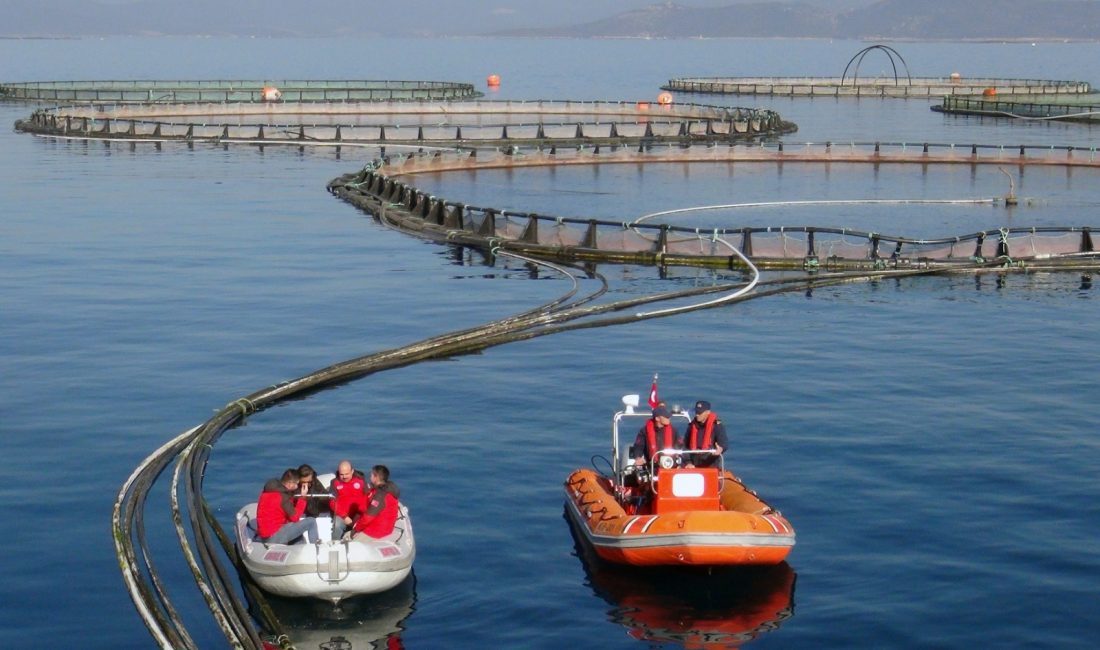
top-left (634, 236), bottom-right (760, 318)
top-left (632, 198), bottom-right (996, 224)
top-left (112, 426), bottom-right (199, 649)
top-left (984, 109), bottom-right (1100, 121)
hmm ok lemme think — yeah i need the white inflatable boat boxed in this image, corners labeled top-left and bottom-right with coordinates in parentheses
top-left (234, 474), bottom-right (415, 604)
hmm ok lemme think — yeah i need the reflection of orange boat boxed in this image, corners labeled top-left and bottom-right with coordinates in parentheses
top-left (568, 513), bottom-right (796, 648)
top-left (565, 395), bottom-right (795, 566)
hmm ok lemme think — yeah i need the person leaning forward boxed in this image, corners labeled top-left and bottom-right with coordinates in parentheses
top-left (256, 468), bottom-right (319, 545)
top-left (630, 405), bottom-right (683, 467)
top-left (297, 464), bottom-right (331, 518)
top-left (330, 460), bottom-right (368, 540)
top-left (684, 400), bottom-right (728, 468)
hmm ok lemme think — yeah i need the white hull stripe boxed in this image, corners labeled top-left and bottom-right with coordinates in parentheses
top-left (564, 495), bottom-right (795, 550)
top-left (621, 516), bottom-right (642, 534)
top-left (763, 514), bottom-right (790, 534)
top-left (640, 516), bottom-right (659, 533)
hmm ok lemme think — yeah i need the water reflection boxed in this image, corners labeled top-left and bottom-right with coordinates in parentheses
top-left (247, 574), bottom-right (416, 650)
top-left (567, 515), bottom-right (796, 648)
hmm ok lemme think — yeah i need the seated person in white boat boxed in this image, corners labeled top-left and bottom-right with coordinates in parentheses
top-left (255, 468), bottom-right (319, 545)
top-left (353, 465), bottom-right (401, 539)
top-left (330, 460), bottom-right (369, 540)
top-left (297, 463), bottom-right (331, 518)
top-left (629, 405), bottom-right (684, 469)
top-left (683, 400), bottom-right (728, 469)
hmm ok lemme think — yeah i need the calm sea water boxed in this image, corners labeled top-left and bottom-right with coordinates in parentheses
top-left (2, 37), bottom-right (1099, 649)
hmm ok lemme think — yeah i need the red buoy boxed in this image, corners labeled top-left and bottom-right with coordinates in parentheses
top-left (261, 86), bottom-right (282, 102)
top-left (487, 74), bottom-right (501, 88)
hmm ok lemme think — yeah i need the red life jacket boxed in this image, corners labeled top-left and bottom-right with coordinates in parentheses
top-left (354, 489), bottom-right (399, 539)
top-left (256, 487), bottom-right (306, 539)
top-left (688, 412), bottom-right (718, 450)
top-left (645, 419), bottom-right (676, 459)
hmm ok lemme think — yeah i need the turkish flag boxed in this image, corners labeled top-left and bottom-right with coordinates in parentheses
top-left (647, 374), bottom-right (659, 408)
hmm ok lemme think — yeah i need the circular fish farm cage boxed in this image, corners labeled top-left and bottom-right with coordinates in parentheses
top-left (0, 79), bottom-right (483, 103)
top-left (329, 144), bottom-right (1099, 272)
top-left (14, 99), bottom-right (795, 148)
top-left (662, 76), bottom-right (1092, 99)
top-left (664, 45), bottom-right (1091, 99)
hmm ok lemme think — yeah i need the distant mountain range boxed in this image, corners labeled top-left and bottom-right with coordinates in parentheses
top-left (496, 0), bottom-right (1100, 40)
top-left (4, 0), bottom-right (1100, 39)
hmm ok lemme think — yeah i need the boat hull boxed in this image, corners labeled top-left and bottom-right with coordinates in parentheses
top-left (234, 503), bottom-right (415, 603)
top-left (564, 468), bottom-right (794, 566)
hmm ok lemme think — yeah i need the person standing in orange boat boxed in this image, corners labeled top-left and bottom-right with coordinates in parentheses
top-left (684, 400), bottom-right (728, 468)
top-left (629, 405), bottom-right (683, 467)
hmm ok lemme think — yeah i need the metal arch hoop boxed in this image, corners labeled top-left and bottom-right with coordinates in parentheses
top-left (841, 45), bottom-right (913, 86)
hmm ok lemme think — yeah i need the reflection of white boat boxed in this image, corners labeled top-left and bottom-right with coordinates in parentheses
top-left (234, 474), bottom-right (415, 604)
top-left (249, 574), bottom-right (417, 650)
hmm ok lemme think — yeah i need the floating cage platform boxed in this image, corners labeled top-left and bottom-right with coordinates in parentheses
top-left (14, 99), bottom-right (795, 147)
top-left (662, 77), bottom-right (1092, 99)
top-left (0, 79), bottom-right (482, 103)
top-left (329, 145), bottom-right (1099, 272)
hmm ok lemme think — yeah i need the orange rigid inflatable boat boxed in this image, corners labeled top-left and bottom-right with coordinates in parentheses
top-left (564, 395), bottom-right (795, 566)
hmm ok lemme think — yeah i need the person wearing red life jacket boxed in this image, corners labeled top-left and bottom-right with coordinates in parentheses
top-left (256, 468), bottom-right (318, 544)
top-left (629, 405), bottom-right (683, 468)
top-left (331, 459), bottom-right (368, 540)
top-left (354, 465), bottom-right (401, 540)
top-left (684, 400), bottom-right (729, 468)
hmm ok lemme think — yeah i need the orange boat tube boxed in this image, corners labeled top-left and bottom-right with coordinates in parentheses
top-left (564, 467), bottom-right (795, 566)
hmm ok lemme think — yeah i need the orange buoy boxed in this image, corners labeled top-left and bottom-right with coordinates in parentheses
top-left (261, 85), bottom-right (282, 102)
top-left (636, 101), bottom-right (650, 111)
top-left (982, 87), bottom-right (997, 96)
top-left (486, 74), bottom-right (501, 88)
top-left (657, 91), bottom-right (673, 105)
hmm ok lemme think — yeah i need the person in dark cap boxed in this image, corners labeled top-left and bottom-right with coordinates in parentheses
top-left (684, 400), bottom-right (728, 468)
top-left (630, 405), bottom-right (683, 467)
